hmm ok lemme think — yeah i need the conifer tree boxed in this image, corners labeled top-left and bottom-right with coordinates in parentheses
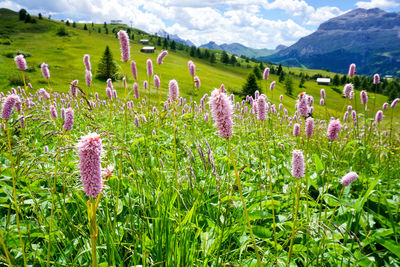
top-left (96, 46), bottom-right (117, 81)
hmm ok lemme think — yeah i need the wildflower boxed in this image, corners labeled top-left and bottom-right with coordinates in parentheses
top-left (291, 150), bottom-right (305, 179)
top-left (327, 119), bottom-right (341, 141)
top-left (169, 79), bottom-right (179, 101)
top-left (305, 117), bottom-right (314, 138)
top-left (144, 81), bottom-right (148, 89)
top-left (263, 67), bottom-right (270, 80)
top-left (297, 93), bottom-right (309, 117)
top-left (83, 54), bottom-right (91, 71)
top-left (360, 90), bottom-right (368, 105)
top-left (270, 81), bottom-right (276, 91)
top-left (70, 80), bottom-right (78, 97)
top-left (63, 108), bottom-right (74, 131)
top-left (130, 60), bottom-right (138, 80)
top-left (391, 98), bottom-right (399, 108)
top-left (257, 95), bottom-right (266, 121)
top-left (343, 84), bottom-right (353, 99)
top-left (157, 50), bottom-right (168, 64)
top-left (343, 111), bottom-right (349, 122)
top-left (194, 76), bottom-right (200, 88)
top-left (373, 74), bottom-right (380, 85)
top-left (154, 75), bottom-right (160, 88)
top-left (77, 133), bottom-right (103, 198)
top-left (85, 70), bottom-right (92, 86)
top-left (348, 63), bottom-right (356, 77)
top-left (133, 82), bottom-right (139, 99)
top-left (118, 30), bottom-right (130, 62)
top-left (340, 172), bottom-right (358, 186)
top-left (375, 110), bottom-right (383, 122)
top-left (320, 98), bottom-right (324, 106)
top-left (209, 88), bottom-right (233, 139)
top-left (1, 94), bottom-right (20, 120)
top-left (189, 61), bottom-right (196, 76)
top-left (50, 105), bottom-right (58, 119)
top-left (41, 63), bottom-right (50, 79)
top-left (320, 88), bottom-right (325, 99)
top-left (14, 54), bottom-right (27, 71)
top-left (383, 102), bottom-right (388, 110)
top-left (146, 59), bottom-right (153, 76)
top-left (293, 123), bottom-right (300, 137)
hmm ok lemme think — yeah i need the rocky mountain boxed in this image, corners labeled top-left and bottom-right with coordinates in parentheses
top-left (263, 8), bottom-right (400, 76)
top-left (200, 41), bottom-right (275, 58)
top-left (156, 29), bottom-right (195, 47)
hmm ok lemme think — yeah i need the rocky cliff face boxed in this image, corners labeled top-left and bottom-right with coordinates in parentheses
top-left (263, 8), bottom-right (400, 76)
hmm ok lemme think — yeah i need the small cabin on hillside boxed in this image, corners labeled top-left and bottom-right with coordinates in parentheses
top-left (140, 46), bottom-right (155, 53)
top-left (316, 78), bottom-right (331, 85)
top-left (140, 39), bottom-right (149, 44)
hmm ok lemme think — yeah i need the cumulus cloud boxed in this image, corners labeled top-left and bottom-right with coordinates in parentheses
top-left (2, 0), bottom-right (365, 49)
top-left (264, 0), bottom-right (345, 25)
top-left (356, 0), bottom-right (400, 8)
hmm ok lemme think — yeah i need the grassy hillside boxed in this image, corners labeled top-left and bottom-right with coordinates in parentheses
top-left (0, 8), bottom-right (398, 121)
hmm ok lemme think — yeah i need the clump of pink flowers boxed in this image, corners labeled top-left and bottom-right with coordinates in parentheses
top-left (340, 171), bottom-right (358, 186)
top-left (327, 119), bottom-right (342, 141)
top-left (1, 94), bottom-right (21, 121)
top-left (118, 30), bottom-right (130, 62)
top-left (77, 133), bottom-right (103, 198)
top-left (14, 54), bottom-right (27, 71)
top-left (209, 88), bottom-right (233, 139)
top-left (291, 150), bottom-right (305, 179)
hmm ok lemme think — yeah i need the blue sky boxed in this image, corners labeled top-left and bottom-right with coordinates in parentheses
top-left (1, 0), bottom-right (399, 49)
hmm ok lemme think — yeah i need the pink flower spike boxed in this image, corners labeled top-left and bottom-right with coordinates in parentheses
top-left (14, 54), bottom-right (27, 71)
top-left (209, 88), bottom-right (233, 139)
top-left (263, 67), bottom-right (270, 80)
top-left (130, 60), bottom-right (138, 80)
top-left (291, 150), bottom-right (305, 179)
top-left (157, 50), bottom-right (168, 64)
top-left (83, 54), bottom-right (91, 71)
top-left (118, 30), bottom-right (130, 62)
top-left (348, 63), bottom-right (356, 77)
top-left (41, 62), bottom-right (50, 79)
top-left (146, 59), bottom-right (153, 76)
top-left (77, 132), bottom-right (103, 198)
top-left (169, 79), bottom-right (179, 101)
top-left (340, 171), bottom-right (358, 186)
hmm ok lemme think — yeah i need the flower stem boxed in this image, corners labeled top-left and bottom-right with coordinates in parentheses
top-left (286, 179), bottom-right (300, 266)
top-left (6, 122), bottom-right (27, 266)
top-left (327, 186), bottom-right (344, 228)
top-left (227, 139), bottom-right (262, 267)
top-left (0, 231), bottom-right (12, 266)
top-left (89, 198), bottom-right (98, 267)
top-left (46, 135), bottom-right (63, 267)
top-left (261, 121), bottom-right (278, 260)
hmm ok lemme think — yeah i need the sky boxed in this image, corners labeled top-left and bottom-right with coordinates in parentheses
top-left (1, 0), bottom-right (400, 49)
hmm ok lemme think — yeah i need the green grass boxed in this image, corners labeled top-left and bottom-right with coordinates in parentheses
top-left (1, 8), bottom-right (400, 267)
top-left (0, 8), bottom-right (398, 122)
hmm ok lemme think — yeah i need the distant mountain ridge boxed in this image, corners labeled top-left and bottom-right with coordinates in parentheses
top-left (200, 41), bottom-right (275, 58)
top-left (263, 8), bottom-right (400, 76)
top-left (157, 29), bottom-right (195, 47)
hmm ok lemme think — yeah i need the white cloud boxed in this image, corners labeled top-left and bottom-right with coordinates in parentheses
top-left (356, 0), bottom-right (400, 8)
top-left (3, 0), bottom-right (344, 49)
top-left (263, 0), bottom-right (345, 25)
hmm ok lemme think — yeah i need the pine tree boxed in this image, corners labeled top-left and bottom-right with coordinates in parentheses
top-left (96, 46), bottom-right (117, 81)
top-left (103, 22), bottom-right (107, 28)
top-left (277, 64), bottom-right (283, 75)
top-left (279, 70), bottom-right (285, 82)
top-left (73, 21), bottom-right (76, 28)
top-left (24, 14), bottom-right (31, 23)
top-left (204, 49), bottom-right (210, 59)
top-left (284, 75), bottom-right (293, 96)
top-left (340, 75), bottom-right (348, 85)
top-left (190, 46), bottom-right (196, 57)
top-left (19, 9), bottom-right (27, 21)
top-left (332, 74), bottom-right (340, 86)
top-left (210, 53), bottom-right (216, 64)
top-left (242, 73), bottom-right (260, 97)
top-left (230, 55), bottom-right (237, 66)
top-left (196, 48), bottom-right (202, 58)
top-left (299, 75), bottom-right (306, 88)
top-left (84, 24), bottom-right (88, 30)
top-left (220, 51), bottom-right (230, 64)
top-left (66, 20), bottom-right (70, 26)
top-left (163, 38), bottom-right (169, 49)
top-left (157, 37), bottom-right (161, 46)
top-left (98, 27), bottom-right (101, 33)
top-left (38, 13), bottom-right (42, 19)
top-left (253, 65), bottom-right (262, 80)
top-left (259, 62), bottom-right (265, 72)
top-left (170, 40), bottom-right (176, 50)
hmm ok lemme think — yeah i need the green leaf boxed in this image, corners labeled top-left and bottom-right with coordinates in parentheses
top-left (313, 153), bottom-right (324, 173)
top-left (375, 236), bottom-right (400, 258)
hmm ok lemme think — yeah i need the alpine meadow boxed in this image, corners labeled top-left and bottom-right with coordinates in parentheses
top-left (1, 6), bottom-right (400, 267)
